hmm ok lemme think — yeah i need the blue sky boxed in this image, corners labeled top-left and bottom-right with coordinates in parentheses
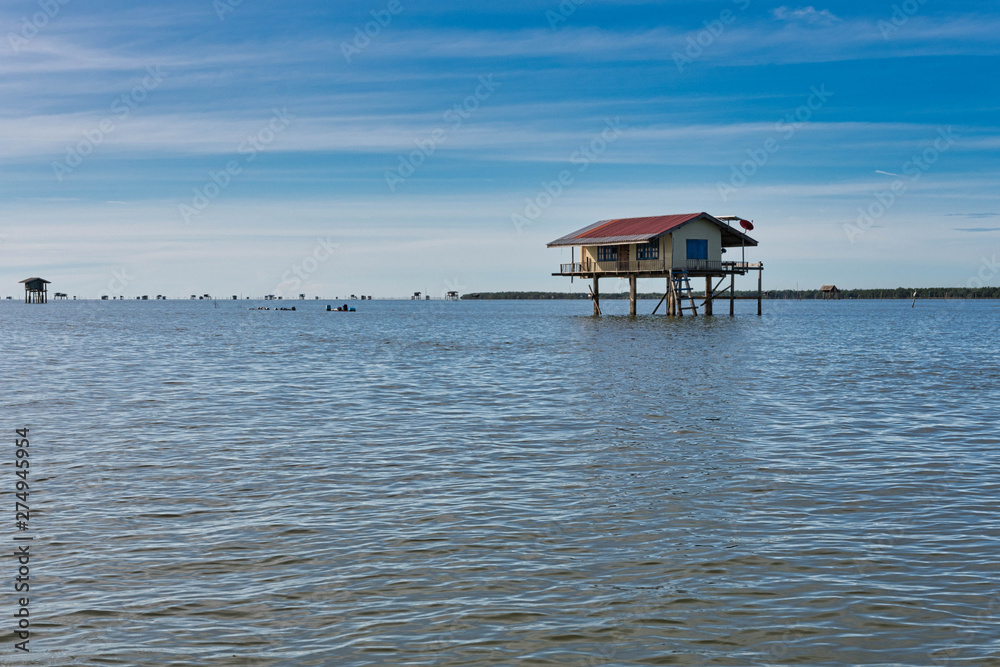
top-left (1, 0), bottom-right (998, 298)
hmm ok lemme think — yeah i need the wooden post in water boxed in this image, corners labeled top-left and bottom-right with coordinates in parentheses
top-left (757, 264), bottom-right (763, 316)
top-left (911, 290), bottom-right (917, 307)
top-left (667, 272), bottom-right (675, 316)
top-left (729, 272), bottom-right (735, 316)
top-left (704, 276), bottom-right (713, 316)
top-left (628, 275), bottom-right (637, 318)
top-left (592, 276), bottom-right (601, 316)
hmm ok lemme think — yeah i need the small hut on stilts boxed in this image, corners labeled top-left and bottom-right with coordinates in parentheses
top-left (19, 277), bottom-right (51, 304)
top-left (547, 213), bottom-right (762, 317)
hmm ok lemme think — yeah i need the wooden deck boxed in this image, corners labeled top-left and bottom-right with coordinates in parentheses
top-left (557, 261), bottom-right (764, 317)
top-left (554, 260), bottom-right (761, 278)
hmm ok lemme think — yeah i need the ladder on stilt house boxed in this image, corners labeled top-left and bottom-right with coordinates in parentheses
top-left (672, 272), bottom-right (698, 316)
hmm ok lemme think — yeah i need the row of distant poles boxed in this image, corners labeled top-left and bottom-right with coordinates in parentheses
top-left (14, 281), bottom-right (463, 302)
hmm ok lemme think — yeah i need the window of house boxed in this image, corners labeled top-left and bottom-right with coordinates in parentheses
top-left (597, 245), bottom-right (618, 262)
top-left (686, 239), bottom-right (708, 260)
top-left (636, 240), bottom-right (659, 260)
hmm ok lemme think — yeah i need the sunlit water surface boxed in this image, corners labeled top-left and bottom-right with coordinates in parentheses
top-left (3, 298), bottom-right (999, 666)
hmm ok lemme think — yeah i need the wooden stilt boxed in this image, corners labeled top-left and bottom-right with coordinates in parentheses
top-left (652, 289), bottom-right (668, 315)
top-left (667, 271), bottom-right (676, 316)
top-left (757, 264), bottom-right (763, 316)
top-left (704, 276), bottom-right (713, 316)
top-left (729, 272), bottom-right (735, 316)
top-left (592, 276), bottom-right (601, 316)
top-left (628, 275), bottom-right (637, 317)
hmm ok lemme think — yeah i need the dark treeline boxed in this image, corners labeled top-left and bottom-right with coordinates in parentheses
top-left (463, 287), bottom-right (1000, 300)
top-left (757, 287), bottom-right (1000, 299)
top-left (463, 291), bottom-right (591, 300)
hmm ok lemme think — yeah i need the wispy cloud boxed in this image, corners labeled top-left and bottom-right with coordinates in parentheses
top-left (773, 6), bottom-right (841, 26)
top-left (955, 227), bottom-right (1000, 232)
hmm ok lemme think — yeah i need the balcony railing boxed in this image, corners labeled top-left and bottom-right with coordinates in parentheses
top-left (557, 260), bottom-right (757, 275)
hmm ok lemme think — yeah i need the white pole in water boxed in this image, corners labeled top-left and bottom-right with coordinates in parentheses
top-left (911, 290), bottom-right (917, 307)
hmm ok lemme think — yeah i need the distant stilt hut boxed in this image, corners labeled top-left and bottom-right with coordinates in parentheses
top-left (446, 290), bottom-right (459, 301)
top-left (821, 285), bottom-right (840, 300)
top-left (19, 277), bottom-right (50, 304)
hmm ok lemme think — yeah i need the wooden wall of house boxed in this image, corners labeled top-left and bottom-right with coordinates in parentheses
top-left (660, 235), bottom-right (672, 268)
top-left (670, 217), bottom-right (722, 266)
top-left (580, 235), bottom-right (674, 270)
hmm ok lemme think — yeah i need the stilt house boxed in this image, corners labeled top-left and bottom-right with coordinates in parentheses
top-left (547, 213), bottom-right (762, 316)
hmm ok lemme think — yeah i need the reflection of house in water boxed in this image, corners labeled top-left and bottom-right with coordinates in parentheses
top-left (548, 213), bottom-right (762, 317)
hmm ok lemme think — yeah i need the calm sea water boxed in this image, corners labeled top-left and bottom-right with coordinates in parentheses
top-left (3, 298), bottom-right (999, 666)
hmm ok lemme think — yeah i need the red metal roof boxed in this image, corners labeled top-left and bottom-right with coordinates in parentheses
top-left (547, 212), bottom-right (758, 247)
top-left (572, 213), bottom-right (700, 240)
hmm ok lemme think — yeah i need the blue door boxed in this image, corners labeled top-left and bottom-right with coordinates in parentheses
top-left (686, 239), bottom-right (708, 260)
